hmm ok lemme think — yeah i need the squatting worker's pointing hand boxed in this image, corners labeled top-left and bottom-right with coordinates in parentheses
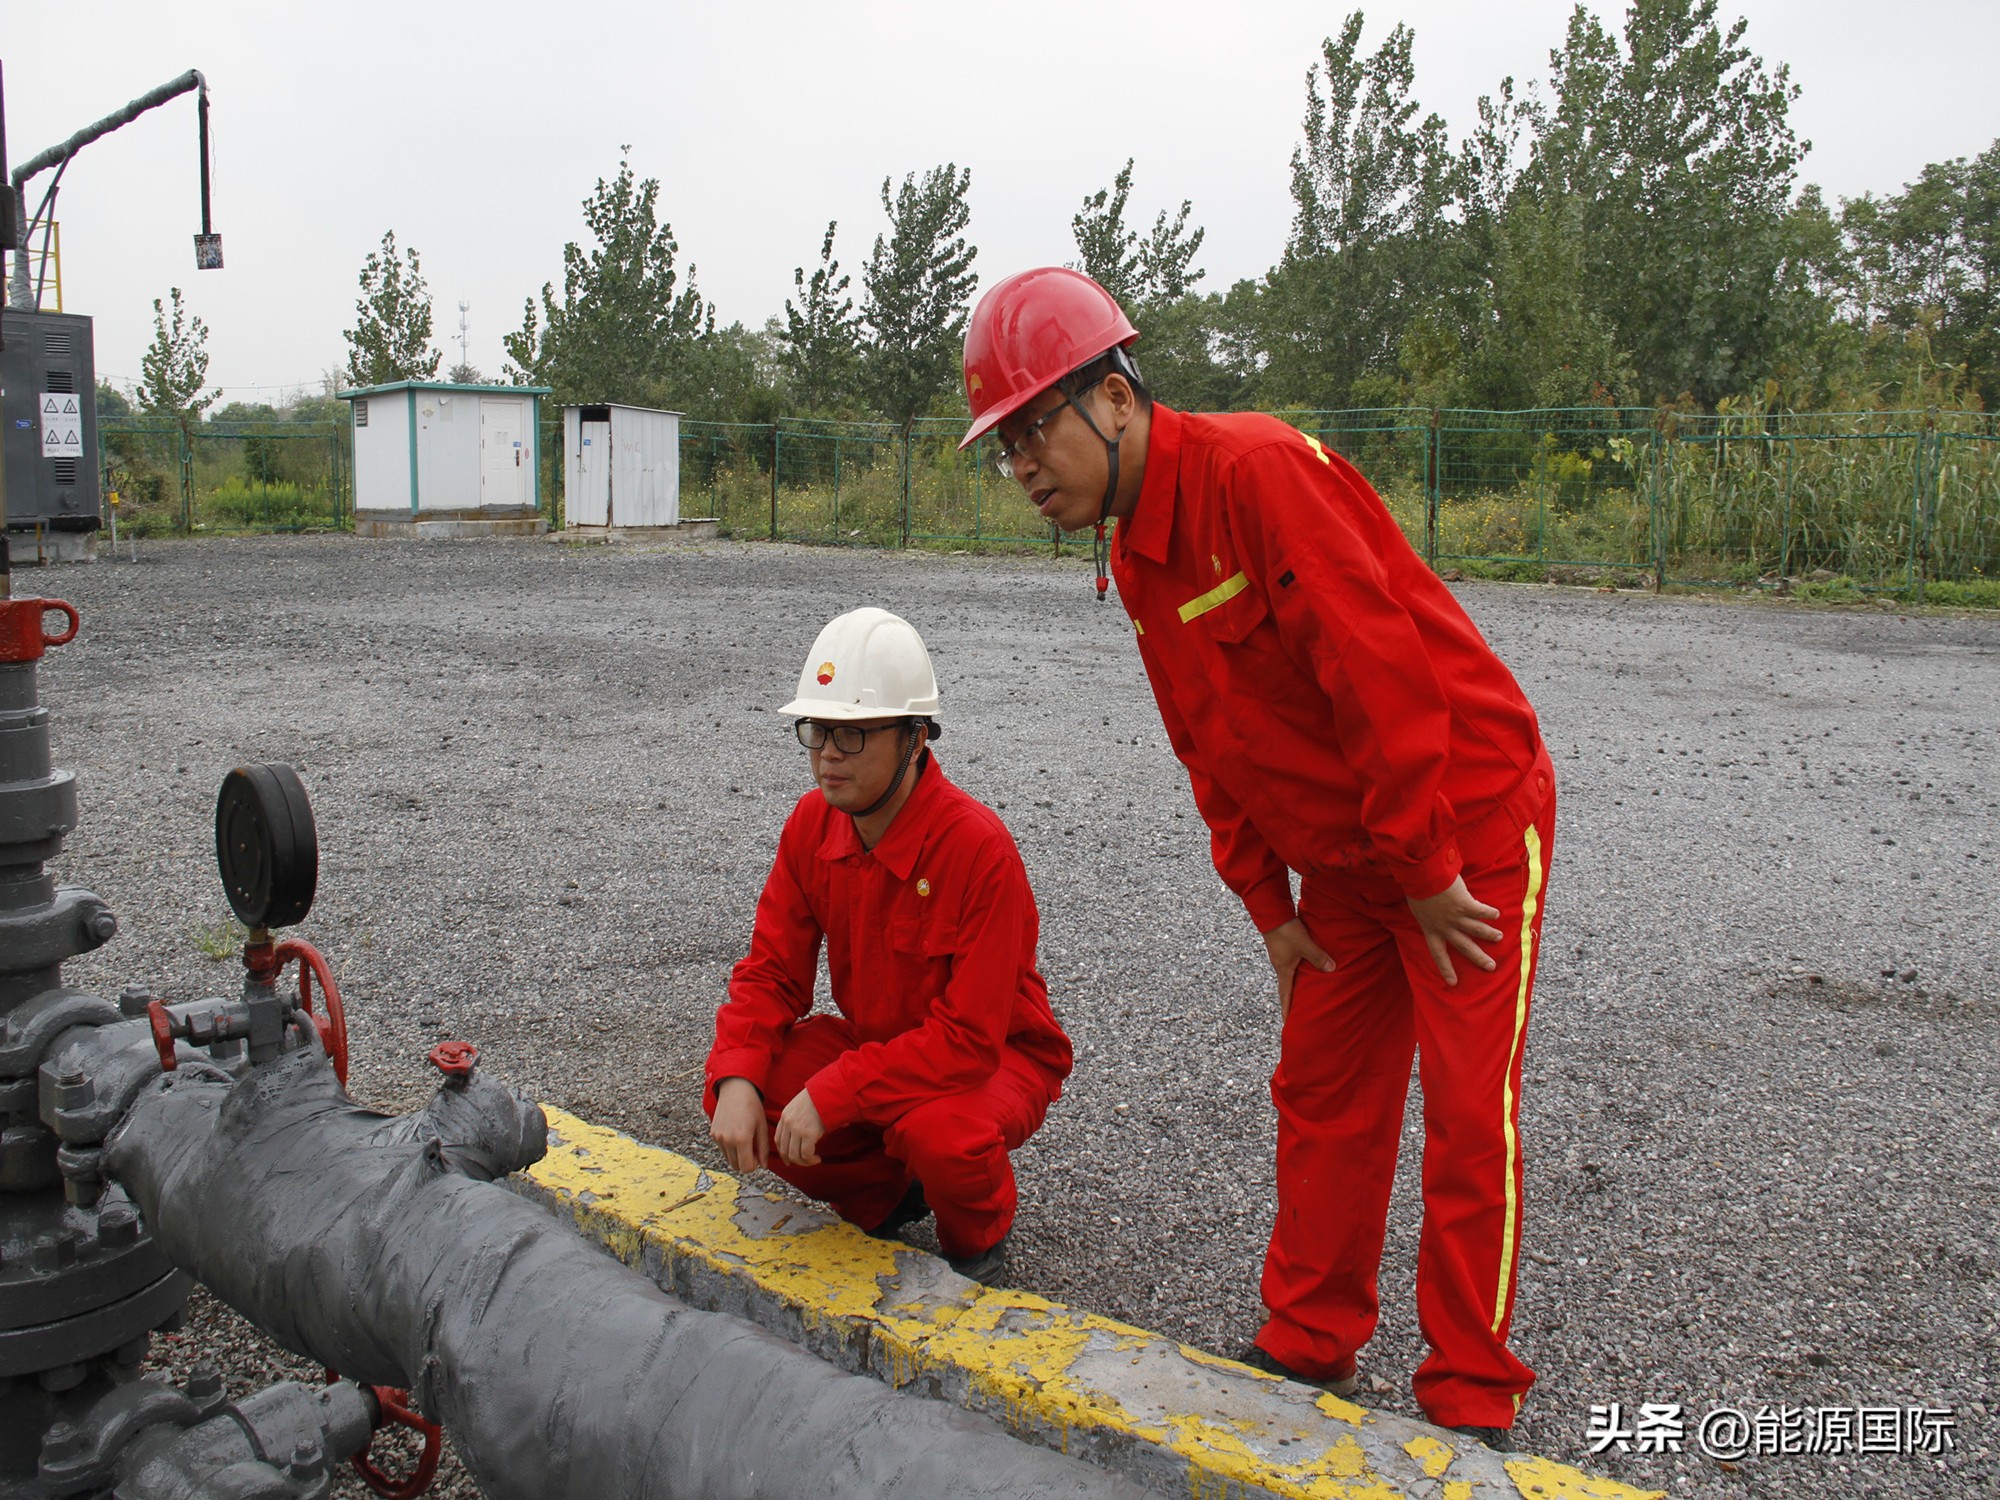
top-left (1262, 917), bottom-right (1336, 1021)
top-left (1406, 876), bottom-right (1503, 987)
top-left (709, 1077), bottom-right (769, 1174)
top-left (774, 1088), bottom-right (827, 1167)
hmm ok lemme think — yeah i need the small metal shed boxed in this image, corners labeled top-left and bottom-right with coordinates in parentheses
top-left (337, 381), bottom-right (551, 536)
top-left (562, 403), bottom-right (683, 529)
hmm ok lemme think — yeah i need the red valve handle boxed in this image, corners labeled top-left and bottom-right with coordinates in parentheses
top-left (326, 1374), bottom-right (443, 1499)
top-left (147, 1001), bottom-right (179, 1073)
top-left (274, 939), bottom-right (348, 1085)
top-left (428, 1041), bottom-right (478, 1078)
top-left (0, 598), bottom-right (79, 663)
top-left (40, 601), bottom-right (79, 647)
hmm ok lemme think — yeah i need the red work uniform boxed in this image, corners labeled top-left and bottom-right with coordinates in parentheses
top-left (1111, 404), bottom-right (1555, 1428)
top-left (705, 753), bottom-right (1072, 1259)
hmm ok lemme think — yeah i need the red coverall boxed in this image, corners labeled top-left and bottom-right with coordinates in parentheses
top-left (705, 754), bottom-right (1072, 1258)
top-left (1111, 404), bottom-right (1555, 1428)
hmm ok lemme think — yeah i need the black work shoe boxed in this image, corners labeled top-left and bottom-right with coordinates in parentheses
top-left (946, 1235), bottom-right (1009, 1286)
top-left (1235, 1343), bottom-right (1361, 1398)
top-left (867, 1181), bottom-right (931, 1241)
top-left (1449, 1425), bottom-right (1517, 1452)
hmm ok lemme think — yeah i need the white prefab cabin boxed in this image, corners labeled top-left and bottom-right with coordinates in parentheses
top-left (339, 381), bottom-right (551, 531)
top-left (562, 403), bottom-right (683, 529)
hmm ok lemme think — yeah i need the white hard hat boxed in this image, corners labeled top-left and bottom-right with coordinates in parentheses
top-left (779, 608), bottom-right (941, 721)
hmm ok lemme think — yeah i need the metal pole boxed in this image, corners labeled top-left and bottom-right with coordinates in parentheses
top-left (1425, 408), bottom-right (1440, 571)
top-left (0, 59), bottom-right (11, 596)
top-left (10, 70), bottom-right (207, 308)
top-left (900, 421), bottom-right (912, 548)
top-left (197, 85), bottom-right (212, 235)
top-left (770, 424), bottom-right (779, 541)
top-left (1780, 440), bottom-right (1793, 582)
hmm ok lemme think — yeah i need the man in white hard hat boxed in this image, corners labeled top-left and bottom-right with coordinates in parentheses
top-left (703, 608), bottom-right (1072, 1285)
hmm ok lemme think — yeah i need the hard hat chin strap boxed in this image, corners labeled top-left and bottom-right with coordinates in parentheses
top-left (1061, 386), bottom-right (1120, 603)
top-left (851, 722), bottom-right (924, 820)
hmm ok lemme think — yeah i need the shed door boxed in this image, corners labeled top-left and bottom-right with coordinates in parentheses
top-left (573, 407), bottom-right (612, 526)
top-left (480, 399), bottom-right (529, 508)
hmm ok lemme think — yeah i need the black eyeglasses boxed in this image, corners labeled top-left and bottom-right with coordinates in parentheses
top-left (993, 379), bottom-right (1103, 479)
top-left (795, 720), bottom-right (892, 753)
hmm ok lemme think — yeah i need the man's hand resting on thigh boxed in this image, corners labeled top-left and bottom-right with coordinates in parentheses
top-left (1406, 876), bottom-right (1503, 986)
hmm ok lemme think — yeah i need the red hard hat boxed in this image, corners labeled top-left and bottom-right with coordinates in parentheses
top-left (958, 267), bottom-right (1138, 449)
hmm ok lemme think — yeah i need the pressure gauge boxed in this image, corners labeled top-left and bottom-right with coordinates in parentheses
top-left (214, 764), bottom-right (318, 929)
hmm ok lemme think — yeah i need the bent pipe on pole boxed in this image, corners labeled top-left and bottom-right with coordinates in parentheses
top-left (8, 69), bottom-right (205, 308)
top-left (105, 1049), bottom-right (1151, 1500)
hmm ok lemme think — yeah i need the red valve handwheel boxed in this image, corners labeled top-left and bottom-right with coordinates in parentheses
top-left (326, 1374), bottom-right (443, 1500)
top-left (427, 1041), bottom-right (478, 1078)
top-left (146, 1000), bottom-right (179, 1073)
top-left (273, 939), bottom-right (348, 1084)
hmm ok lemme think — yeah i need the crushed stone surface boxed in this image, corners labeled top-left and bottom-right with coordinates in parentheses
top-left (30, 534), bottom-right (1997, 1499)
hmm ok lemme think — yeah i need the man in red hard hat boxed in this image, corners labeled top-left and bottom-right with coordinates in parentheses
top-left (705, 608), bottom-right (1072, 1286)
top-left (961, 267), bottom-right (1554, 1446)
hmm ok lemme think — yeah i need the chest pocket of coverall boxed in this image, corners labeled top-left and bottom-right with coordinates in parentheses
top-left (1182, 576), bottom-right (1279, 736)
top-left (887, 910), bottom-right (955, 1018)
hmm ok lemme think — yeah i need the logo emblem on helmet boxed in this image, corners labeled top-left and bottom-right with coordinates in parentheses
top-left (816, 661), bottom-right (836, 685)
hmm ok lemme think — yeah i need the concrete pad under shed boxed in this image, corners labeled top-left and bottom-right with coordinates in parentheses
top-left (550, 519), bottom-right (720, 545)
top-left (353, 511), bottom-right (549, 539)
top-left (513, 1108), bottom-right (1660, 1500)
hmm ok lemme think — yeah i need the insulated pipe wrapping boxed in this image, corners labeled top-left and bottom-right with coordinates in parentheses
top-left (104, 1051), bottom-right (1152, 1500)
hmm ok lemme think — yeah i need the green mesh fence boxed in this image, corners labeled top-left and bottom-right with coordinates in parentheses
top-left (100, 420), bottom-right (350, 536)
top-left (98, 407), bottom-right (2000, 601)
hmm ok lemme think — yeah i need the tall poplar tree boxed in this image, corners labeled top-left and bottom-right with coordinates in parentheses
top-left (344, 231), bottom-right (442, 387)
top-left (860, 165), bottom-right (978, 425)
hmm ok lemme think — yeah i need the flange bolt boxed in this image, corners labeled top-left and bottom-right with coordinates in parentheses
top-left (98, 1203), bottom-right (139, 1248)
top-left (288, 1436), bottom-right (323, 1480)
top-left (40, 1421), bottom-right (83, 1463)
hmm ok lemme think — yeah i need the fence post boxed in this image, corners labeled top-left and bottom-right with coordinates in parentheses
top-left (1915, 410), bottom-right (1937, 605)
top-left (900, 421), bottom-right (912, 548)
top-left (1425, 409), bottom-right (1440, 571)
top-left (770, 424), bottom-right (780, 542)
top-left (1651, 410), bottom-right (1672, 591)
top-left (179, 424), bottom-right (193, 533)
top-left (1779, 439), bottom-right (1793, 583)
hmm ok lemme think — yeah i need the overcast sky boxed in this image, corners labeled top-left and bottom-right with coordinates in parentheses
top-left (8, 1), bottom-right (1997, 403)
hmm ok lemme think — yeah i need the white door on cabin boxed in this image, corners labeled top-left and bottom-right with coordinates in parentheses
top-left (573, 417), bottom-right (612, 525)
top-left (479, 400), bottom-right (530, 508)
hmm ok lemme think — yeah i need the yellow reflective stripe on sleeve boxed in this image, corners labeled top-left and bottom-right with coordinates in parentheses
top-left (1177, 570), bottom-right (1250, 623)
top-left (1132, 617), bottom-right (1145, 635)
top-left (1492, 824), bottom-right (1544, 1336)
top-left (1302, 432), bottom-right (1333, 465)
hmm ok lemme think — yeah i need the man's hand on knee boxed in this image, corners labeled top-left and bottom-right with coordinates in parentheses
top-left (775, 1087), bottom-right (827, 1167)
top-left (710, 1078), bottom-right (770, 1173)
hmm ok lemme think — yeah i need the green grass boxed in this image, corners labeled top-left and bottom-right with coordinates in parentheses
top-left (192, 919), bottom-right (246, 962)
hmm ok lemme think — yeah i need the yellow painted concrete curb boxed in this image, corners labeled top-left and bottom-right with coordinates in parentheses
top-left (513, 1107), bottom-right (1661, 1500)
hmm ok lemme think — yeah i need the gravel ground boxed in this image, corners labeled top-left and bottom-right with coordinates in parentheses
top-left (28, 533), bottom-right (1998, 1500)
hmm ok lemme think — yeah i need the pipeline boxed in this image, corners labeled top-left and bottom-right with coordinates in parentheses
top-left (107, 1047), bottom-right (1150, 1499)
top-left (2, 593), bottom-right (1153, 1499)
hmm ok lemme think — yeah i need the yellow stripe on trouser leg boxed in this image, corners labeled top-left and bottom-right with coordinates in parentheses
top-left (1492, 825), bottom-right (1543, 1335)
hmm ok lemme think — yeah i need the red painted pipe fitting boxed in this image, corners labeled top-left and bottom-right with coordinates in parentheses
top-left (0, 598), bottom-right (79, 663)
top-left (427, 1041), bottom-right (478, 1080)
top-left (325, 1373), bottom-right (444, 1499)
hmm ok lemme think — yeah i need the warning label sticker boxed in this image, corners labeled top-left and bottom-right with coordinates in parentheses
top-left (39, 393), bottom-right (83, 458)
